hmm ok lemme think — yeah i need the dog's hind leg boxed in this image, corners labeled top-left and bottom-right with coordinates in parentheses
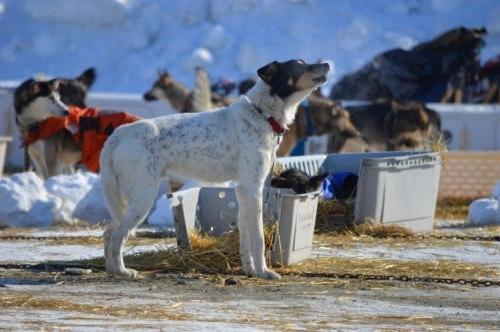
top-left (105, 172), bottom-right (159, 277)
top-left (101, 138), bottom-right (128, 273)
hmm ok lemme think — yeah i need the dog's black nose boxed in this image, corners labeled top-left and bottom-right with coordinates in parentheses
top-left (143, 92), bottom-right (157, 101)
top-left (63, 110), bottom-right (70, 116)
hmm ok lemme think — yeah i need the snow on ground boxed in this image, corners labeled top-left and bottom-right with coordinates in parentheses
top-left (312, 241), bottom-right (500, 265)
top-left (0, 172), bottom-right (61, 227)
top-left (0, 172), bottom-right (174, 228)
top-left (0, 0), bottom-right (498, 93)
top-left (0, 241), bottom-right (172, 263)
top-left (467, 182), bottom-right (500, 226)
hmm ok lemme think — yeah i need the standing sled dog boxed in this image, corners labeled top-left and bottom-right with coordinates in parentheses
top-left (101, 59), bottom-right (330, 279)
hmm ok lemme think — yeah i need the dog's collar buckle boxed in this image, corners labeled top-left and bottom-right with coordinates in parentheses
top-left (243, 96), bottom-right (285, 135)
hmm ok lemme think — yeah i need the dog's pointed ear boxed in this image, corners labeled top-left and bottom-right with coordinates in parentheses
top-left (76, 67), bottom-right (96, 88)
top-left (417, 107), bottom-right (430, 128)
top-left (257, 61), bottom-right (279, 85)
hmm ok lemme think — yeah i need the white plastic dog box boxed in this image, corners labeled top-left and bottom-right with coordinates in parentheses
top-left (277, 151), bottom-right (442, 232)
top-left (171, 187), bottom-right (320, 266)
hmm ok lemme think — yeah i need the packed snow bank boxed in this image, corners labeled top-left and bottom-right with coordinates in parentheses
top-left (44, 172), bottom-right (99, 223)
top-left (0, 0), bottom-right (498, 93)
top-left (467, 183), bottom-right (500, 226)
top-left (0, 172), bottom-right (61, 227)
top-left (147, 195), bottom-right (174, 227)
top-left (0, 172), bottom-right (174, 228)
top-left (72, 177), bottom-right (111, 224)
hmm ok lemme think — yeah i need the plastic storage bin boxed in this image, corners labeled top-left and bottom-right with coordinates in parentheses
top-left (276, 155), bottom-right (327, 176)
top-left (276, 151), bottom-right (442, 232)
top-left (171, 186), bottom-right (320, 266)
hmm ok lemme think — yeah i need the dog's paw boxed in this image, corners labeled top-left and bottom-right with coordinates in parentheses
top-left (121, 268), bottom-right (139, 278)
top-left (256, 269), bottom-right (281, 280)
top-left (240, 256), bottom-right (256, 277)
top-left (107, 267), bottom-right (139, 278)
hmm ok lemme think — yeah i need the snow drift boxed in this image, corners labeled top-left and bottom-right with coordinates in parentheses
top-left (0, 171), bottom-right (174, 228)
top-left (467, 182), bottom-right (500, 226)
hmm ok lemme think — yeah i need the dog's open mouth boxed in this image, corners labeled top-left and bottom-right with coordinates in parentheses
top-left (313, 75), bottom-right (328, 83)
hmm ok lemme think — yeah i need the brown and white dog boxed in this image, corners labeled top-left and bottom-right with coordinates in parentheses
top-left (143, 67), bottom-right (235, 112)
top-left (14, 68), bottom-right (96, 178)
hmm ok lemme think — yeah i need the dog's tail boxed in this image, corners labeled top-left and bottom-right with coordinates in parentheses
top-left (100, 135), bottom-right (126, 223)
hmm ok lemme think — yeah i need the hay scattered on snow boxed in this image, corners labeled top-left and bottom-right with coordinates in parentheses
top-left (0, 292), bottom-right (191, 320)
top-left (283, 257), bottom-right (499, 281)
top-left (435, 197), bottom-right (472, 220)
top-left (78, 226), bottom-right (277, 274)
top-left (315, 199), bottom-right (413, 237)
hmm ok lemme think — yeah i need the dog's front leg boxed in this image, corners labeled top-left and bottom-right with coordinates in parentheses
top-left (45, 135), bottom-right (71, 177)
top-left (27, 143), bottom-right (49, 179)
top-left (236, 184), bottom-right (281, 280)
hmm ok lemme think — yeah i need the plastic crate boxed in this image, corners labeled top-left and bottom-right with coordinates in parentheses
top-left (353, 153), bottom-right (441, 232)
top-left (276, 151), bottom-right (442, 232)
top-left (171, 187), bottom-right (320, 266)
top-left (275, 155), bottom-right (327, 176)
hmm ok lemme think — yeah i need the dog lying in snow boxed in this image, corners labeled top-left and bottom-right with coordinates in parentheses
top-left (100, 59), bottom-right (330, 278)
top-left (14, 68), bottom-right (96, 178)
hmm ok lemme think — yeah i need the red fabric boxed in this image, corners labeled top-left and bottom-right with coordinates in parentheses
top-left (266, 116), bottom-right (285, 135)
top-left (23, 106), bottom-right (139, 172)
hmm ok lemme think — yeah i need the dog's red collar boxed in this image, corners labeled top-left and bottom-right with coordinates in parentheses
top-left (266, 116), bottom-right (285, 135)
top-left (244, 96), bottom-right (285, 135)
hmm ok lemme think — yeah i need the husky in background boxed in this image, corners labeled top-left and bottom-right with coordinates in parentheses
top-left (14, 68), bottom-right (96, 178)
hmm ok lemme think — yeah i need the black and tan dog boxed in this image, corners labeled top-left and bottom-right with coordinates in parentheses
top-left (280, 96), bottom-right (444, 155)
top-left (345, 99), bottom-right (443, 151)
top-left (14, 68), bottom-right (96, 178)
